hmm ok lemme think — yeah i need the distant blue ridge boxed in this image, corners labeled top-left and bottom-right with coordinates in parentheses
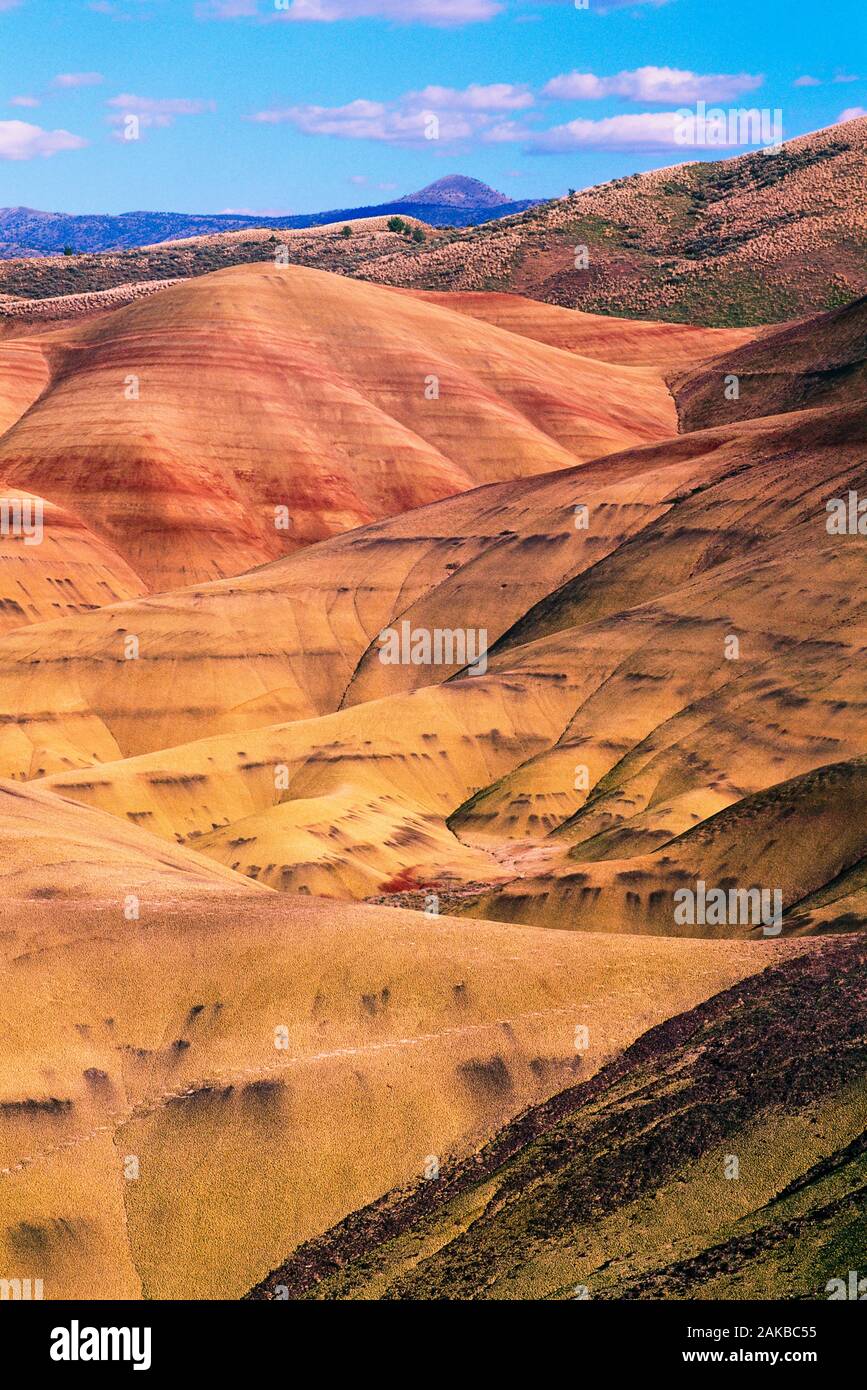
top-left (0, 183), bottom-right (543, 259)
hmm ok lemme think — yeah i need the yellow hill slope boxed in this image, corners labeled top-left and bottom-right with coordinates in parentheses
top-left (0, 876), bottom-right (797, 1299)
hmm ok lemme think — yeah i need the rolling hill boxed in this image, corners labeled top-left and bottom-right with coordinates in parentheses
top-left (671, 294), bottom-right (867, 429)
top-left (0, 158), bottom-right (865, 1309)
top-left (0, 805), bottom-right (786, 1298)
top-left (0, 262), bottom-right (684, 591)
top-left (2, 120), bottom-right (863, 332)
top-left (247, 936), bottom-right (864, 1301)
top-left (11, 398), bottom-right (862, 926)
top-left (3, 120), bottom-right (861, 328)
top-left (0, 297), bottom-right (860, 929)
top-left (360, 116), bottom-right (867, 326)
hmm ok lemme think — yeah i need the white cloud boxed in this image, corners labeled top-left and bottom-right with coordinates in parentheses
top-left (89, 0), bottom-right (160, 15)
top-left (10, 95), bottom-right (40, 108)
top-left (0, 0), bottom-right (24, 10)
top-left (254, 98), bottom-right (466, 143)
top-left (833, 74), bottom-right (860, 83)
top-left (481, 120), bottom-right (529, 142)
top-left (410, 83), bottom-right (533, 112)
top-left (288, 0), bottom-right (500, 20)
top-left (591, 0), bottom-right (675, 8)
top-left (543, 66), bottom-right (763, 105)
top-left (0, 119), bottom-right (87, 159)
top-left (837, 106), bottom-right (867, 122)
top-left (200, 0), bottom-right (501, 22)
top-left (198, 0), bottom-right (681, 21)
top-left (196, 0), bottom-right (258, 14)
top-left (793, 75), bottom-right (821, 88)
top-left (252, 84), bottom-right (531, 144)
top-left (53, 72), bottom-right (105, 88)
top-left (529, 110), bottom-right (754, 153)
top-left (106, 93), bottom-right (216, 132)
top-left (543, 73), bottom-right (608, 101)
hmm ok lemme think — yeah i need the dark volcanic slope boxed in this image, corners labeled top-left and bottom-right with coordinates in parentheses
top-left (401, 176), bottom-right (518, 210)
top-left (247, 937), bottom-right (867, 1301)
top-left (672, 295), bottom-right (867, 431)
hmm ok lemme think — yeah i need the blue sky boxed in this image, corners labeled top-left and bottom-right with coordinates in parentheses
top-left (0, 0), bottom-right (864, 214)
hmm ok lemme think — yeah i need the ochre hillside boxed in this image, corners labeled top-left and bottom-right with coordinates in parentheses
top-left (0, 218), bottom-right (864, 1308)
top-left (0, 263), bottom-right (682, 589)
top-left (672, 294), bottom-right (867, 429)
top-left (2, 391), bottom-right (862, 921)
top-left (0, 862), bottom-right (786, 1298)
top-left (247, 938), bottom-right (864, 1302)
top-left (0, 284), bottom-right (862, 923)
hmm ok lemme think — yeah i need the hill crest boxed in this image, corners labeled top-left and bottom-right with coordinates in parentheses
top-left (401, 176), bottom-right (511, 209)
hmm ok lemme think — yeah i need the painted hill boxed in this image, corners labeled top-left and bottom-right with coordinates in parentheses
top-left (247, 936), bottom-right (864, 1301)
top-left (0, 261), bottom-right (689, 591)
top-left (472, 758), bottom-right (867, 937)
top-left (0, 486), bottom-right (144, 634)
top-left (671, 294), bottom-right (867, 430)
top-left (0, 293), bottom-right (862, 927)
top-left (10, 400), bottom-right (863, 923)
top-left (0, 241), bottom-right (861, 1312)
top-left (1, 244), bottom-right (865, 1306)
top-left (404, 289), bottom-right (761, 367)
top-left (0, 860), bottom-right (782, 1298)
top-left (0, 777), bottom-right (267, 904)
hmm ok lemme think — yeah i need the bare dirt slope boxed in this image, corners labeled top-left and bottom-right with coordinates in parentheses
top-left (247, 936), bottom-right (863, 1302)
top-left (0, 262), bottom-right (682, 591)
top-left (671, 294), bottom-right (867, 429)
top-left (0, 288), bottom-right (862, 920)
top-left (1, 227), bottom-right (865, 1307)
top-left (0, 833), bottom-right (788, 1298)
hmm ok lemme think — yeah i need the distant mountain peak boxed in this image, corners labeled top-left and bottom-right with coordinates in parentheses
top-left (400, 175), bottom-right (510, 209)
